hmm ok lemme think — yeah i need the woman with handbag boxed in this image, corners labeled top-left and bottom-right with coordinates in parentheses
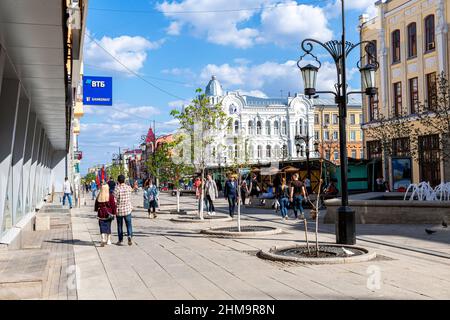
top-left (94, 183), bottom-right (117, 246)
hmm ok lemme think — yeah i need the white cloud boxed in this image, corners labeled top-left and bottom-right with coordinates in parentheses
top-left (110, 106), bottom-right (161, 120)
top-left (168, 99), bottom-right (191, 109)
top-left (259, 1), bottom-right (333, 46)
top-left (84, 30), bottom-right (165, 75)
top-left (199, 60), bottom-right (358, 97)
top-left (235, 89), bottom-right (268, 98)
top-left (326, 0), bottom-right (378, 19)
top-left (156, 0), bottom-right (264, 48)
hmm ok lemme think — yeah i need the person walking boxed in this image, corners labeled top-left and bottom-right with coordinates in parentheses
top-left (113, 174), bottom-right (134, 246)
top-left (224, 174), bottom-right (238, 218)
top-left (62, 177), bottom-right (73, 209)
top-left (277, 177), bottom-right (290, 220)
top-left (304, 177), bottom-right (312, 195)
top-left (240, 177), bottom-right (249, 206)
top-left (249, 174), bottom-right (260, 205)
top-left (204, 174), bottom-right (218, 215)
top-left (289, 173), bottom-right (307, 219)
top-left (94, 183), bottom-right (117, 246)
top-left (107, 178), bottom-right (116, 195)
top-left (90, 180), bottom-right (98, 200)
top-left (146, 180), bottom-right (159, 218)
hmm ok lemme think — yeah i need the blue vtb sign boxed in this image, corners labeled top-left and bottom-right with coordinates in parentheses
top-left (83, 76), bottom-right (112, 106)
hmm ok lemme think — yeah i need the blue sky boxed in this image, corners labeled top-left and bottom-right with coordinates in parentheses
top-left (79, 0), bottom-right (377, 174)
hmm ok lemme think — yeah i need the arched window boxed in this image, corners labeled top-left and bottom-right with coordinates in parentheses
top-left (407, 22), bottom-right (417, 58)
top-left (257, 145), bottom-right (263, 158)
top-left (425, 15), bottom-right (435, 52)
top-left (282, 121), bottom-right (287, 135)
top-left (248, 120), bottom-right (253, 135)
top-left (234, 145), bottom-right (238, 159)
top-left (274, 145), bottom-right (280, 158)
top-left (265, 120), bottom-right (271, 135)
top-left (227, 119), bottom-right (233, 135)
top-left (282, 144), bottom-right (288, 158)
top-left (228, 145), bottom-right (233, 159)
top-left (295, 121), bottom-right (298, 135)
top-left (274, 121), bottom-right (279, 135)
top-left (392, 29), bottom-right (401, 63)
top-left (256, 121), bottom-right (262, 135)
top-left (234, 120), bottom-right (239, 134)
top-left (266, 145), bottom-right (271, 158)
top-left (299, 119), bottom-right (303, 135)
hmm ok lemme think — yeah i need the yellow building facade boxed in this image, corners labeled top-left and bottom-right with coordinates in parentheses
top-left (360, 0), bottom-right (449, 189)
top-left (313, 98), bottom-right (364, 165)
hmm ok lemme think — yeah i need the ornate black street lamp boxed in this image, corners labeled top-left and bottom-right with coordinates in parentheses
top-left (297, 0), bottom-right (378, 245)
top-left (295, 134), bottom-right (312, 180)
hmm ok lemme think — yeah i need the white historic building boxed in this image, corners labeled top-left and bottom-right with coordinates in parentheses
top-left (203, 76), bottom-right (315, 168)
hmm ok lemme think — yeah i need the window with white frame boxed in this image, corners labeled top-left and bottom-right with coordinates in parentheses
top-left (248, 120), bottom-right (254, 135)
top-left (350, 131), bottom-right (356, 141)
top-left (265, 120), bottom-right (271, 135)
top-left (257, 121), bottom-right (262, 135)
top-left (257, 145), bottom-right (262, 158)
top-left (282, 121), bottom-right (287, 135)
top-left (274, 121), bottom-right (279, 135)
top-left (266, 145), bottom-right (271, 158)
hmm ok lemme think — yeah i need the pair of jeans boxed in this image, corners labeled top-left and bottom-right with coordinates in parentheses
top-left (62, 193), bottom-right (72, 208)
top-left (293, 195), bottom-right (304, 218)
top-left (117, 213), bottom-right (133, 242)
top-left (148, 200), bottom-right (156, 213)
top-left (206, 195), bottom-right (215, 213)
top-left (227, 195), bottom-right (236, 217)
top-left (92, 190), bottom-right (97, 200)
top-left (279, 197), bottom-right (289, 218)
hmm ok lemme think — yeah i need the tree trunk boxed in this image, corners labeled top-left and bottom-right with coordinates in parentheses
top-left (237, 173), bottom-right (241, 232)
top-left (176, 188), bottom-right (180, 213)
top-left (199, 167), bottom-right (205, 219)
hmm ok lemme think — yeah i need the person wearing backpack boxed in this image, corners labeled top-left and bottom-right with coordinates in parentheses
top-left (94, 183), bottom-right (117, 246)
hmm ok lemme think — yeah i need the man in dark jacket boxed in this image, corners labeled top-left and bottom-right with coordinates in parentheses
top-left (224, 174), bottom-right (238, 218)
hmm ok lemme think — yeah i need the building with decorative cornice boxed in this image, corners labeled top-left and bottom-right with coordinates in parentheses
top-left (360, 0), bottom-right (450, 190)
top-left (203, 76), bottom-right (316, 168)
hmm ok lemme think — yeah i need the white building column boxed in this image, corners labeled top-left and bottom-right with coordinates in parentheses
top-left (436, 0), bottom-right (448, 75)
top-left (11, 95), bottom-right (30, 223)
top-left (0, 79), bottom-right (21, 234)
top-left (23, 112), bottom-right (37, 214)
top-left (31, 127), bottom-right (43, 209)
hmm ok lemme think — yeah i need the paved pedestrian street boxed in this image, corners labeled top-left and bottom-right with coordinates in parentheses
top-left (62, 191), bottom-right (450, 300)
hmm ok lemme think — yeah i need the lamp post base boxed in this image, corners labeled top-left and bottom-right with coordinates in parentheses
top-left (336, 206), bottom-right (356, 245)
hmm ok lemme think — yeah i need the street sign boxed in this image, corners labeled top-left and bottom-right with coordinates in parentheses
top-left (74, 151), bottom-right (83, 160)
top-left (83, 76), bottom-right (112, 106)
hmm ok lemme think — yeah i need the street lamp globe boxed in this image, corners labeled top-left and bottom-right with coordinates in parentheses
top-left (360, 63), bottom-right (377, 96)
top-left (299, 64), bottom-right (319, 97)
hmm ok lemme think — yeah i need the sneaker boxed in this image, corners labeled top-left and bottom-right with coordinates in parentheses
top-left (116, 241), bottom-right (123, 246)
top-left (128, 237), bottom-right (132, 246)
top-left (300, 213), bottom-right (305, 220)
top-left (100, 242), bottom-right (105, 247)
top-left (107, 239), bottom-right (112, 245)
top-left (207, 211), bottom-right (212, 216)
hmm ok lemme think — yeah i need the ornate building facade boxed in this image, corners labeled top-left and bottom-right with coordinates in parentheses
top-left (203, 76), bottom-right (315, 168)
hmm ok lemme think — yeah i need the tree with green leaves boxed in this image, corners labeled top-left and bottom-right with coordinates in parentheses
top-left (145, 142), bottom-right (171, 187)
top-left (106, 164), bottom-right (125, 182)
top-left (83, 172), bottom-right (96, 184)
top-left (161, 134), bottom-right (194, 213)
top-left (170, 88), bottom-right (228, 219)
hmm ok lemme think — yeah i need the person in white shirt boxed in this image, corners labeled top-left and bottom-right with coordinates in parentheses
top-left (63, 177), bottom-right (73, 209)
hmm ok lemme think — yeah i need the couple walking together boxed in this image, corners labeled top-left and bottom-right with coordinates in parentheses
top-left (94, 174), bottom-right (134, 246)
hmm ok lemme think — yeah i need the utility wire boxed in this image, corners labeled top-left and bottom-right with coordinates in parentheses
top-left (83, 63), bottom-right (193, 86)
top-left (89, 0), bottom-right (332, 15)
top-left (84, 32), bottom-right (188, 100)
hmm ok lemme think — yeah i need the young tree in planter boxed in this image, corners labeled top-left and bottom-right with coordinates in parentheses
top-left (226, 136), bottom-right (251, 232)
top-left (170, 89), bottom-right (228, 219)
top-left (414, 72), bottom-right (450, 182)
